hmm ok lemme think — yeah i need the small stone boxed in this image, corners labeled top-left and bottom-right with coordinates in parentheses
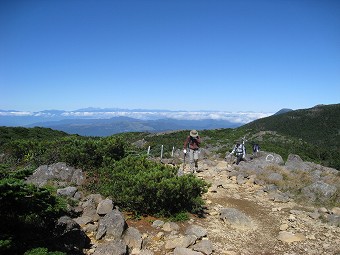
top-left (318, 207), bottom-right (328, 214)
top-left (280, 223), bottom-right (289, 231)
top-left (331, 207), bottom-right (340, 216)
top-left (277, 231), bottom-right (306, 243)
top-left (306, 234), bottom-right (316, 240)
top-left (288, 214), bottom-right (296, 222)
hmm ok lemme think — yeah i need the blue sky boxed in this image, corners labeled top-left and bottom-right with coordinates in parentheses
top-left (1, 0), bottom-right (339, 113)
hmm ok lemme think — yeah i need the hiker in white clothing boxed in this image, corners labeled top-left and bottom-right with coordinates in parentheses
top-left (229, 140), bottom-right (246, 165)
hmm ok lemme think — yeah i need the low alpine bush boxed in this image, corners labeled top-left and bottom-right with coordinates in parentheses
top-left (96, 155), bottom-right (208, 216)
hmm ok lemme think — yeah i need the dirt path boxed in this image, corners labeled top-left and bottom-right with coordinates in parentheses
top-left (127, 160), bottom-right (340, 255)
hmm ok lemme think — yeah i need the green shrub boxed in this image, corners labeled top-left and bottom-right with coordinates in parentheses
top-left (97, 155), bottom-right (208, 216)
top-left (169, 211), bottom-right (190, 222)
top-left (24, 247), bottom-right (66, 255)
top-left (0, 167), bottom-right (67, 254)
top-left (1, 135), bottom-right (127, 170)
top-left (0, 239), bottom-right (12, 252)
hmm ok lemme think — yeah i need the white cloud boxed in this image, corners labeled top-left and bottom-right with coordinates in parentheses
top-left (0, 111), bottom-right (33, 116)
top-left (0, 109), bottom-right (273, 124)
top-left (60, 110), bottom-right (272, 123)
top-left (33, 112), bottom-right (55, 117)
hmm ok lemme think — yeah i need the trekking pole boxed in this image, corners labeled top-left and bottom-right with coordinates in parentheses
top-left (160, 145), bottom-right (163, 162)
top-left (183, 151), bottom-right (186, 171)
top-left (171, 146), bottom-right (175, 165)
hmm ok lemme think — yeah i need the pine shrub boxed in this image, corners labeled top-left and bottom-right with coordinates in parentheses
top-left (97, 155), bottom-right (208, 216)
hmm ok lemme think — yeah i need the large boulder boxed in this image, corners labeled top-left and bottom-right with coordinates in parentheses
top-left (26, 162), bottom-right (85, 187)
top-left (285, 154), bottom-right (314, 171)
top-left (301, 181), bottom-right (337, 203)
top-left (96, 209), bottom-right (128, 240)
top-left (54, 216), bottom-right (90, 253)
top-left (122, 227), bottom-right (143, 251)
top-left (93, 240), bottom-right (127, 255)
top-left (219, 208), bottom-right (255, 230)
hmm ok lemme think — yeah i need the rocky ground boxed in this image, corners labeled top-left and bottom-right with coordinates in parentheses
top-left (121, 158), bottom-right (340, 255)
top-left (26, 155), bottom-right (340, 255)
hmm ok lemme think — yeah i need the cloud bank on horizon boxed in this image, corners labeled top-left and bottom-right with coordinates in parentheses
top-left (0, 108), bottom-right (272, 125)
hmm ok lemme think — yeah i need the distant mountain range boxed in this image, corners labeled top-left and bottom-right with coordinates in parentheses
top-left (0, 108), bottom-right (274, 136)
top-left (25, 117), bottom-right (243, 137)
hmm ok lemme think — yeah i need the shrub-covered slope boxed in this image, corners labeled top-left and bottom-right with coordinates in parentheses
top-left (243, 104), bottom-right (340, 148)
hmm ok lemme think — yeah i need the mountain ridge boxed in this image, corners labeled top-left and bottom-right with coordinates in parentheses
top-left (243, 103), bottom-right (340, 147)
top-left (0, 108), bottom-right (273, 134)
top-left (26, 117), bottom-right (241, 137)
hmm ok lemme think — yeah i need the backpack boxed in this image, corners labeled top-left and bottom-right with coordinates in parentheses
top-left (236, 144), bottom-right (244, 155)
top-left (253, 143), bottom-right (260, 152)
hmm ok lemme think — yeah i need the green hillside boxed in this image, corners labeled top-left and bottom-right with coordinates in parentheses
top-left (0, 126), bottom-right (70, 145)
top-left (238, 104), bottom-right (340, 169)
top-left (243, 104), bottom-right (340, 148)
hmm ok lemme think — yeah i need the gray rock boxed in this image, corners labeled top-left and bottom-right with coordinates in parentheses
top-left (185, 225), bottom-right (207, 239)
top-left (70, 168), bottom-right (85, 186)
top-left (192, 239), bottom-right (214, 255)
top-left (57, 186), bottom-right (78, 197)
top-left (162, 222), bottom-right (180, 232)
top-left (285, 154), bottom-right (311, 171)
top-left (219, 208), bottom-right (254, 229)
top-left (267, 173), bottom-right (283, 182)
top-left (81, 194), bottom-right (103, 221)
top-left (301, 181), bottom-right (337, 203)
top-left (236, 174), bottom-right (246, 185)
top-left (165, 235), bottom-right (197, 250)
top-left (93, 240), bottom-right (127, 255)
top-left (139, 250), bottom-right (155, 255)
top-left (326, 214), bottom-right (340, 227)
top-left (73, 216), bottom-right (93, 226)
top-left (96, 209), bottom-right (128, 240)
top-left (122, 227), bottom-right (143, 250)
top-left (26, 162), bottom-right (85, 187)
top-left (81, 197), bottom-right (100, 222)
top-left (268, 191), bottom-right (290, 203)
top-left (308, 211), bottom-right (320, 220)
top-left (152, 219), bottom-right (164, 228)
top-left (83, 193), bottom-right (103, 205)
top-left (174, 247), bottom-right (204, 255)
top-left (263, 184), bottom-right (278, 193)
top-left (74, 191), bottom-right (84, 200)
top-left (311, 170), bottom-right (322, 181)
top-left (84, 222), bottom-right (98, 233)
top-left (54, 216), bottom-right (90, 253)
top-left (97, 198), bottom-right (114, 216)
top-left (251, 152), bottom-right (284, 166)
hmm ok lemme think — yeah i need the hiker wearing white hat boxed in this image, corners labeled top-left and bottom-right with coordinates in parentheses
top-left (183, 130), bottom-right (201, 173)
